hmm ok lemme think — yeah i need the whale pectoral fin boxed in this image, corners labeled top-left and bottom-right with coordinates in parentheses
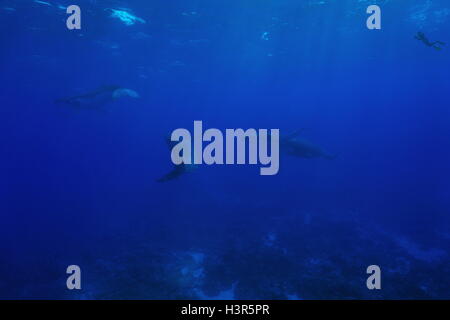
top-left (165, 135), bottom-right (182, 150)
top-left (164, 136), bottom-right (172, 148)
top-left (156, 164), bottom-right (186, 182)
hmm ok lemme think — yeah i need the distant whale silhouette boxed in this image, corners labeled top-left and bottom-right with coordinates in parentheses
top-left (55, 85), bottom-right (139, 110)
top-left (280, 129), bottom-right (336, 160)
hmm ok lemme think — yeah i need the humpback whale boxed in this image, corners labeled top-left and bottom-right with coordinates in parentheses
top-left (157, 136), bottom-right (197, 182)
top-left (55, 85), bottom-right (139, 110)
top-left (280, 129), bottom-right (336, 160)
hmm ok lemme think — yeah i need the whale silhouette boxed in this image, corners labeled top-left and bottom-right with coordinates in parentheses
top-left (55, 85), bottom-right (139, 110)
top-left (280, 129), bottom-right (336, 160)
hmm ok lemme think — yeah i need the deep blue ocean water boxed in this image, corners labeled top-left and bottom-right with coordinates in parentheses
top-left (1, 0), bottom-right (449, 299)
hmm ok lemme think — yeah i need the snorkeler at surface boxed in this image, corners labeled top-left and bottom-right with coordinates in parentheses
top-left (415, 32), bottom-right (445, 50)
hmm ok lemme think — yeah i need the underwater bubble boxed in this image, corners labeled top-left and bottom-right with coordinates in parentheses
top-left (261, 32), bottom-right (270, 41)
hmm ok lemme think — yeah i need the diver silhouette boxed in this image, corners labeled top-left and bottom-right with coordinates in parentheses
top-left (415, 32), bottom-right (445, 50)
